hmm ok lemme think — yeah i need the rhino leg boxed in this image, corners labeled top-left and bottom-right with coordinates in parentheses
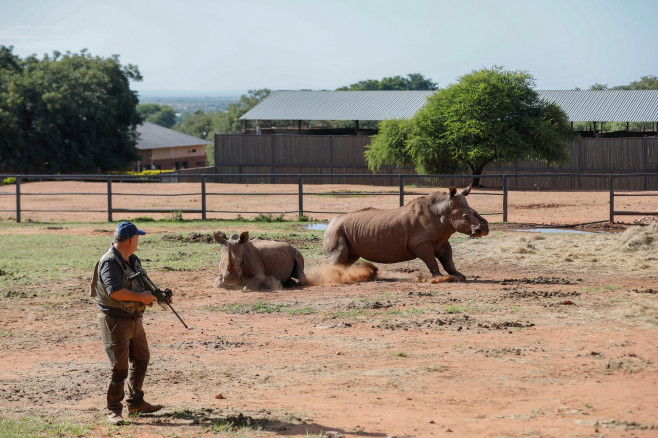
top-left (324, 230), bottom-right (359, 267)
top-left (242, 273), bottom-right (267, 291)
top-left (413, 243), bottom-right (444, 277)
top-left (434, 241), bottom-right (466, 281)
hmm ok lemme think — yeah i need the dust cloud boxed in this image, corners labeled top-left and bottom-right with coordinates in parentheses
top-left (306, 262), bottom-right (378, 285)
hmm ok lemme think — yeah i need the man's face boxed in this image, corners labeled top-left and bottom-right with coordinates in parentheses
top-left (130, 235), bottom-right (139, 253)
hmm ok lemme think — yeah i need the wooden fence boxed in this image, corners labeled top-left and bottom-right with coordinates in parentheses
top-left (1, 173), bottom-right (656, 223)
top-left (213, 134), bottom-right (658, 190)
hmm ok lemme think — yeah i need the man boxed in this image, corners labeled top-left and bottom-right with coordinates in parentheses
top-left (90, 221), bottom-right (163, 424)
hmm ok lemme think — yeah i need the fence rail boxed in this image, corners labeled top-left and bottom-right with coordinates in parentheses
top-left (1, 173), bottom-right (657, 224)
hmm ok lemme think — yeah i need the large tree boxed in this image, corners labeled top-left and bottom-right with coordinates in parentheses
top-left (366, 67), bottom-right (574, 184)
top-left (0, 46), bottom-right (142, 173)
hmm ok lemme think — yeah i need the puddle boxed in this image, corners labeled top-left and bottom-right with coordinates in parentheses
top-left (515, 228), bottom-right (595, 234)
top-left (303, 223), bottom-right (328, 231)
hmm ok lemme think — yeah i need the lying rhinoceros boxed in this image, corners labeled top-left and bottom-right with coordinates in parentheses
top-left (323, 184), bottom-right (488, 281)
top-left (212, 231), bottom-right (307, 290)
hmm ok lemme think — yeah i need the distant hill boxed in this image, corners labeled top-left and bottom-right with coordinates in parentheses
top-left (137, 93), bottom-right (242, 116)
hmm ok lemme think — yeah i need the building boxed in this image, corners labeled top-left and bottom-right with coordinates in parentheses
top-left (135, 122), bottom-right (212, 171)
top-left (240, 90), bottom-right (658, 135)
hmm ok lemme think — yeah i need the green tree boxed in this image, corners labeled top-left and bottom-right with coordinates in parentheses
top-left (366, 67), bottom-right (574, 185)
top-left (0, 46), bottom-right (142, 173)
top-left (337, 73), bottom-right (437, 91)
top-left (137, 103), bottom-right (177, 128)
top-left (613, 75), bottom-right (658, 90)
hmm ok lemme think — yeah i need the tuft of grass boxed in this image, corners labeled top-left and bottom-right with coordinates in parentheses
top-left (394, 351), bottom-right (409, 357)
top-left (423, 365), bottom-right (449, 372)
top-left (0, 416), bottom-right (91, 437)
top-left (207, 301), bottom-right (316, 315)
top-left (443, 305), bottom-right (469, 314)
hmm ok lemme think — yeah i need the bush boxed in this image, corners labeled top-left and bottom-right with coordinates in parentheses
top-left (2, 177), bottom-right (16, 185)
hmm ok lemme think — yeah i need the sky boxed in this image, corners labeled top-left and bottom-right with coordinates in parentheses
top-left (2, 0), bottom-right (657, 97)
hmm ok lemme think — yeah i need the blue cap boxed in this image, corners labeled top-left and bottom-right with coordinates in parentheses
top-left (114, 221), bottom-right (146, 240)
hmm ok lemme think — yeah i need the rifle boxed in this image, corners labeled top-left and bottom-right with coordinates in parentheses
top-left (128, 269), bottom-right (189, 329)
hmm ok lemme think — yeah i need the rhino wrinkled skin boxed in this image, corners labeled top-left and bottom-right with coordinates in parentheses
top-left (323, 185), bottom-right (488, 281)
top-left (213, 231), bottom-right (307, 290)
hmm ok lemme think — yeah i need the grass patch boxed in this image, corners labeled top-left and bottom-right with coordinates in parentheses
top-left (0, 219), bottom-right (327, 286)
top-left (0, 416), bottom-right (91, 437)
top-left (206, 300), bottom-right (316, 315)
top-left (443, 305), bottom-right (469, 314)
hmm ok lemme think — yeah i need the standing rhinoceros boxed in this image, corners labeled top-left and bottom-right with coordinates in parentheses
top-left (212, 231), bottom-right (307, 290)
top-left (323, 184), bottom-right (488, 281)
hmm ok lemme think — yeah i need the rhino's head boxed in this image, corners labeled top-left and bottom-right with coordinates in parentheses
top-left (213, 231), bottom-right (250, 286)
top-left (441, 184), bottom-right (489, 238)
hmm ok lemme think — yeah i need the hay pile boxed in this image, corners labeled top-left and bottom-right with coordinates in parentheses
top-left (461, 224), bottom-right (658, 276)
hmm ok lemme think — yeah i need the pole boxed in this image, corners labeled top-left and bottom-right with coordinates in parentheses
top-left (298, 175), bottom-right (304, 218)
top-left (201, 175), bottom-right (207, 220)
top-left (609, 175), bottom-right (614, 223)
top-left (399, 175), bottom-right (404, 207)
top-left (502, 175), bottom-right (508, 223)
top-left (107, 177), bottom-right (113, 222)
top-left (15, 176), bottom-right (21, 223)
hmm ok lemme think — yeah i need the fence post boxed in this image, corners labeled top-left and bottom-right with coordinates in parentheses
top-left (15, 176), bottom-right (21, 223)
top-left (399, 175), bottom-right (404, 207)
top-left (643, 136), bottom-right (648, 190)
top-left (298, 175), bottom-right (304, 218)
top-left (201, 175), bottom-right (207, 220)
top-left (609, 175), bottom-right (614, 223)
top-left (107, 177), bottom-right (113, 222)
top-left (502, 175), bottom-right (508, 223)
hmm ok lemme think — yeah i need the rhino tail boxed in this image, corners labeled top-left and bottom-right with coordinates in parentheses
top-left (293, 250), bottom-right (308, 285)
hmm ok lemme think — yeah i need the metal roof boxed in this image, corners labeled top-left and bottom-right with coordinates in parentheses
top-left (240, 90), bottom-right (436, 121)
top-left (240, 90), bottom-right (658, 123)
top-left (136, 122), bottom-right (212, 150)
top-left (537, 90), bottom-right (658, 122)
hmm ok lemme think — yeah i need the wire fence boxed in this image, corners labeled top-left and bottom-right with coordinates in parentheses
top-left (1, 173), bottom-right (657, 224)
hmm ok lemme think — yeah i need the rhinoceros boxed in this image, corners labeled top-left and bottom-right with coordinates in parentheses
top-left (323, 185), bottom-right (488, 281)
top-left (212, 231), bottom-right (307, 290)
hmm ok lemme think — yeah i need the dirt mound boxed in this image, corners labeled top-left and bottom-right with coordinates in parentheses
top-left (161, 232), bottom-right (214, 243)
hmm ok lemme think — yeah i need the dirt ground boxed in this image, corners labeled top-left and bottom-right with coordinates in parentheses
top-left (0, 182), bottom-right (657, 437)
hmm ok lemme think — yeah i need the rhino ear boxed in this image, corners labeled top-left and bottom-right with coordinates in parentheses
top-left (212, 231), bottom-right (227, 244)
top-left (449, 186), bottom-right (457, 198)
top-left (239, 231), bottom-right (250, 244)
top-left (460, 184), bottom-right (472, 197)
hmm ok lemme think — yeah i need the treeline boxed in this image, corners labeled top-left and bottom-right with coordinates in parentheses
top-left (0, 46), bottom-right (142, 173)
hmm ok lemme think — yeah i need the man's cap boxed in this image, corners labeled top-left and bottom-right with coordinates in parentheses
top-left (114, 221), bottom-right (146, 240)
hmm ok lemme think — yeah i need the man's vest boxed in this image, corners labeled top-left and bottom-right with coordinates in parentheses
top-left (90, 246), bottom-right (147, 314)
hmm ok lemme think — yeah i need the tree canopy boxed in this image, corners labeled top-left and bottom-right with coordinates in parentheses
top-left (137, 103), bottom-right (177, 128)
top-left (366, 67), bottom-right (574, 182)
top-left (0, 46), bottom-right (143, 173)
top-left (337, 73), bottom-right (438, 91)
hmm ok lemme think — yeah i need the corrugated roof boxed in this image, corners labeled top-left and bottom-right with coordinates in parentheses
top-left (537, 90), bottom-right (658, 122)
top-left (240, 90), bottom-right (436, 121)
top-left (136, 122), bottom-right (212, 150)
top-left (240, 90), bottom-right (658, 123)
